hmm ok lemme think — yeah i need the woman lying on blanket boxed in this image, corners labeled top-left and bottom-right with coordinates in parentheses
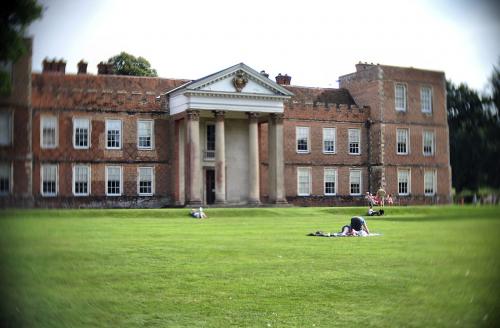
top-left (340, 216), bottom-right (371, 236)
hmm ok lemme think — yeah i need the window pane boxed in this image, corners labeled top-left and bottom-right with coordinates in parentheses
top-left (297, 168), bottom-right (311, 195)
top-left (139, 167), bottom-right (153, 195)
top-left (323, 128), bottom-right (335, 153)
top-left (397, 129), bottom-right (408, 154)
top-left (324, 168), bottom-right (336, 195)
top-left (421, 87), bottom-right (432, 113)
top-left (74, 118), bottom-right (89, 148)
top-left (0, 112), bottom-right (12, 145)
top-left (0, 163), bottom-right (10, 194)
top-left (349, 129), bottom-right (360, 154)
top-left (107, 166), bottom-right (121, 195)
top-left (74, 165), bottom-right (89, 195)
top-left (423, 131), bottom-right (434, 155)
top-left (138, 121), bottom-right (153, 149)
top-left (350, 170), bottom-right (361, 195)
top-left (398, 169), bottom-right (409, 195)
top-left (297, 127), bottom-right (309, 152)
top-left (424, 171), bottom-right (435, 195)
top-left (106, 120), bottom-right (121, 148)
top-left (42, 117), bottom-right (57, 147)
top-left (395, 84), bottom-right (406, 111)
top-left (42, 165), bottom-right (57, 195)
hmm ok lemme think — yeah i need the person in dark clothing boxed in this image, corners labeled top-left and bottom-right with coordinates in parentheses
top-left (340, 216), bottom-right (371, 236)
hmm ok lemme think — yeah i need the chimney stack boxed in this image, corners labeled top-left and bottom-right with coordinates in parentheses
top-left (77, 60), bottom-right (88, 74)
top-left (97, 62), bottom-right (113, 75)
top-left (42, 58), bottom-right (66, 74)
top-left (275, 73), bottom-right (291, 85)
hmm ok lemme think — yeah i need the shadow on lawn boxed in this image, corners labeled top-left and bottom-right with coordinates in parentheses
top-left (374, 214), bottom-right (496, 222)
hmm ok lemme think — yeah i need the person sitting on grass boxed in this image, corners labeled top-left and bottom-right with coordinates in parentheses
top-left (340, 216), bottom-right (371, 236)
top-left (367, 205), bottom-right (384, 216)
top-left (190, 207), bottom-right (208, 219)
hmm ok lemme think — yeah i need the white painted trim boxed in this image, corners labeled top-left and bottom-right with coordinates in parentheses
top-left (137, 166), bottom-right (154, 196)
top-left (396, 128), bottom-right (409, 155)
top-left (40, 164), bottom-right (58, 197)
top-left (349, 168), bottom-right (362, 196)
top-left (105, 165), bottom-right (122, 196)
top-left (324, 167), bottom-right (338, 196)
top-left (137, 119), bottom-right (154, 150)
top-left (296, 126), bottom-right (310, 154)
top-left (322, 127), bottom-right (336, 154)
top-left (72, 164), bottom-right (91, 196)
top-left (395, 83), bottom-right (407, 112)
top-left (72, 117), bottom-right (91, 149)
top-left (40, 116), bottom-right (58, 149)
top-left (105, 119), bottom-right (122, 150)
top-left (397, 168), bottom-right (411, 196)
top-left (348, 128), bottom-right (361, 155)
top-left (297, 167), bottom-right (312, 196)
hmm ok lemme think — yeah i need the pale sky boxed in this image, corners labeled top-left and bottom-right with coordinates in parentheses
top-left (28, 0), bottom-right (500, 92)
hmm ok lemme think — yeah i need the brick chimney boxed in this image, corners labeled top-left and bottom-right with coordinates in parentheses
top-left (355, 61), bottom-right (376, 72)
top-left (97, 62), bottom-right (113, 75)
top-left (275, 73), bottom-right (291, 85)
top-left (42, 58), bottom-right (66, 74)
top-left (77, 60), bottom-right (88, 74)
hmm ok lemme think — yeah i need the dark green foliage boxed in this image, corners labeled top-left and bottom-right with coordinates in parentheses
top-left (447, 62), bottom-right (500, 192)
top-left (106, 52), bottom-right (158, 77)
top-left (0, 0), bottom-right (42, 95)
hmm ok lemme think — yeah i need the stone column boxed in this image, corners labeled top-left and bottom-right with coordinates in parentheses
top-left (214, 111), bottom-right (226, 204)
top-left (247, 112), bottom-right (260, 205)
top-left (268, 113), bottom-right (287, 204)
top-left (187, 110), bottom-right (202, 205)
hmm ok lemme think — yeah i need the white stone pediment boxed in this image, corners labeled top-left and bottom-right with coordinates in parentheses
top-left (167, 63), bottom-right (294, 116)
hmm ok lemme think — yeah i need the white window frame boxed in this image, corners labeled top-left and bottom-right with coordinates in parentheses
top-left (0, 111), bottom-right (13, 146)
top-left (41, 116), bottom-right (58, 149)
top-left (137, 120), bottom-right (154, 150)
top-left (105, 165), bottom-right (123, 196)
top-left (349, 169), bottom-right (362, 196)
top-left (397, 168), bottom-right (411, 196)
top-left (41, 164), bottom-right (58, 196)
top-left (0, 162), bottom-right (12, 195)
top-left (73, 118), bottom-right (91, 149)
top-left (297, 167), bottom-right (312, 196)
top-left (424, 170), bottom-right (437, 196)
top-left (72, 165), bottom-right (91, 196)
top-left (396, 128), bottom-right (409, 155)
top-left (348, 128), bottom-right (361, 155)
top-left (137, 166), bottom-right (154, 196)
top-left (421, 86), bottom-right (433, 114)
top-left (423, 130), bottom-right (435, 156)
top-left (324, 167), bottom-right (337, 196)
top-left (204, 122), bottom-right (216, 160)
top-left (296, 127), bottom-right (310, 154)
top-left (395, 83), bottom-right (407, 112)
top-left (322, 128), bottom-right (336, 154)
top-left (106, 119), bottom-right (122, 150)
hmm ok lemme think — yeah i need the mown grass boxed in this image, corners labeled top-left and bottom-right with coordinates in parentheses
top-left (0, 206), bottom-right (499, 327)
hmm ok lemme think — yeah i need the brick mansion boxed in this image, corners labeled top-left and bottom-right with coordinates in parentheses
top-left (0, 40), bottom-right (452, 208)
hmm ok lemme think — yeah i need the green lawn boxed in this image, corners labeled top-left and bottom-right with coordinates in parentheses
top-left (0, 206), bottom-right (499, 327)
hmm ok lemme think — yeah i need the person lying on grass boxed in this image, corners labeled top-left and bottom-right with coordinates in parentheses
top-left (190, 207), bottom-right (208, 219)
top-left (367, 205), bottom-right (384, 216)
top-left (340, 216), bottom-right (371, 236)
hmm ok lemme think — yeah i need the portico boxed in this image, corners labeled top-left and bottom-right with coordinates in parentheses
top-left (167, 63), bottom-right (293, 206)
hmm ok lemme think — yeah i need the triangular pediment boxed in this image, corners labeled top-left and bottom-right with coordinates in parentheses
top-left (167, 63), bottom-right (294, 98)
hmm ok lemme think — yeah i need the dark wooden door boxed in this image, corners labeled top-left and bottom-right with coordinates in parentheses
top-left (206, 169), bottom-right (215, 204)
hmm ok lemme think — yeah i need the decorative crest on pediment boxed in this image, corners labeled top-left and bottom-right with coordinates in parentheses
top-left (232, 71), bottom-right (248, 92)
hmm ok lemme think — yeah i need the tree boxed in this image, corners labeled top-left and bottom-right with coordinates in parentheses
top-left (0, 0), bottom-right (43, 95)
top-left (106, 52), bottom-right (158, 77)
top-left (447, 67), bottom-right (500, 193)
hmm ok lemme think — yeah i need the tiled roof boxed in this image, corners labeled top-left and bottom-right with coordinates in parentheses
top-left (32, 73), bottom-right (190, 111)
top-left (284, 85), bottom-right (356, 106)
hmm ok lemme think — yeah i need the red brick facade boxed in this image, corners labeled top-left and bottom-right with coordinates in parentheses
top-left (0, 44), bottom-right (451, 208)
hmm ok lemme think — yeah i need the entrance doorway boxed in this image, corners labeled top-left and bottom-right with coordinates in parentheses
top-left (205, 168), bottom-right (215, 204)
